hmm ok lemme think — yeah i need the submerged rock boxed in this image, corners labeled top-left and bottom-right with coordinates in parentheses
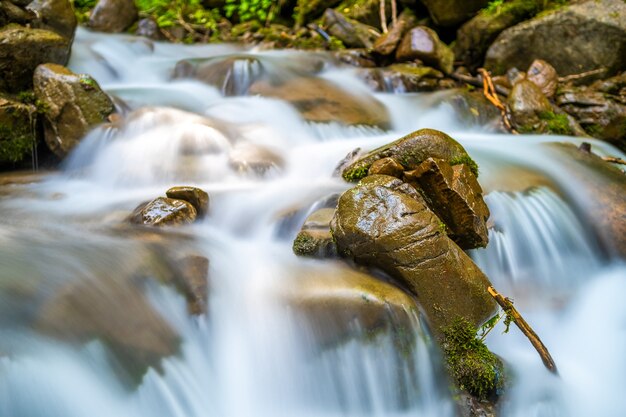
top-left (89, 0), bottom-right (138, 33)
top-left (485, 0), bottom-right (626, 79)
top-left (173, 254), bottom-right (209, 315)
top-left (405, 158), bottom-right (490, 249)
top-left (0, 95), bottom-right (37, 165)
top-left (330, 175), bottom-right (497, 335)
top-left (0, 25), bottom-right (70, 93)
top-left (228, 142), bottom-right (284, 175)
top-left (341, 128), bottom-right (477, 182)
top-left (292, 208), bottom-right (337, 258)
top-left (33, 63), bottom-right (114, 158)
top-left (129, 197), bottom-right (198, 227)
top-left (248, 76), bottom-right (390, 128)
top-left (396, 26), bottom-right (454, 74)
top-left (166, 186), bottom-right (210, 218)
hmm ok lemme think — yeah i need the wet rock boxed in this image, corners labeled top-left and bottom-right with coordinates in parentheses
top-left (359, 63), bottom-right (444, 93)
top-left (0, 95), bottom-right (37, 165)
top-left (323, 8), bottom-right (380, 49)
top-left (526, 59), bottom-right (558, 98)
top-left (333, 49), bottom-right (376, 68)
top-left (330, 175), bottom-right (497, 335)
top-left (547, 143), bottom-right (626, 259)
top-left (89, 0), bottom-right (138, 33)
top-left (136, 17), bottom-right (164, 40)
top-left (173, 254), bottom-right (209, 315)
top-left (507, 79), bottom-right (552, 132)
top-left (228, 142), bottom-right (284, 175)
top-left (292, 208), bottom-right (338, 258)
top-left (0, 25), bottom-right (70, 93)
top-left (335, 0), bottom-right (392, 29)
top-left (373, 8), bottom-right (416, 56)
top-left (485, 0), bottom-right (626, 79)
top-left (283, 263), bottom-right (418, 347)
top-left (396, 26), bottom-right (454, 74)
top-left (166, 186), bottom-right (210, 218)
top-left (129, 197), bottom-right (198, 227)
top-left (33, 63), bottom-right (114, 158)
top-left (421, 0), bottom-right (490, 27)
top-left (455, 0), bottom-right (538, 70)
top-left (0, 0), bottom-right (36, 26)
top-left (172, 56), bottom-right (264, 96)
top-left (368, 157), bottom-right (404, 178)
top-left (556, 85), bottom-right (626, 152)
top-left (295, 0), bottom-right (342, 26)
top-left (248, 77), bottom-right (390, 129)
top-left (404, 158), bottom-right (490, 249)
top-left (341, 128), bottom-right (477, 182)
top-left (443, 88), bottom-right (502, 128)
top-left (27, 0), bottom-right (77, 40)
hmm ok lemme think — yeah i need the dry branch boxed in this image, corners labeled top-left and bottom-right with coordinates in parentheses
top-left (380, 0), bottom-right (388, 33)
top-left (488, 286), bottom-right (558, 374)
top-left (603, 156), bottom-right (626, 166)
top-left (478, 69), bottom-right (518, 134)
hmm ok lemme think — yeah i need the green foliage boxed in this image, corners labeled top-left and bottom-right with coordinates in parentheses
top-left (484, 0), bottom-right (505, 14)
top-left (442, 317), bottom-right (505, 400)
top-left (0, 125), bottom-right (34, 164)
top-left (71, 0), bottom-right (97, 23)
top-left (342, 165), bottom-right (369, 182)
top-left (136, 0), bottom-right (220, 30)
top-left (225, 0), bottom-right (279, 23)
top-left (538, 111), bottom-right (573, 135)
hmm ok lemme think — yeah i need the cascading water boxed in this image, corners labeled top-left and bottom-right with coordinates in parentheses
top-left (0, 28), bottom-right (624, 417)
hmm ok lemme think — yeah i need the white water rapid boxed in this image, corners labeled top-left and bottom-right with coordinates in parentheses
top-left (0, 28), bottom-right (625, 417)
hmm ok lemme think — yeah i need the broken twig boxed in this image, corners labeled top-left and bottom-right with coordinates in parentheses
top-left (488, 286), bottom-right (558, 374)
top-left (603, 156), bottom-right (626, 166)
top-left (380, 0), bottom-right (388, 33)
top-left (478, 69), bottom-right (518, 134)
top-left (558, 68), bottom-right (606, 83)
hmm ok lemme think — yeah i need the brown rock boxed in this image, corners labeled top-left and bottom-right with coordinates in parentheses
top-left (368, 157), bottom-right (404, 178)
top-left (405, 158), bottom-right (490, 249)
top-left (228, 142), bottom-right (284, 175)
top-left (359, 63), bottom-right (444, 93)
top-left (292, 208), bottom-right (338, 258)
top-left (129, 197), bottom-right (198, 227)
top-left (526, 59), bottom-right (558, 98)
top-left (89, 0), bottom-right (138, 33)
top-left (166, 186), bottom-right (209, 218)
top-left (396, 26), bottom-right (454, 74)
top-left (421, 0), bottom-right (490, 27)
top-left (27, 0), bottom-right (77, 40)
top-left (507, 79), bottom-right (552, 132)
top-left (373, 9), bottom-right (416, 56)
top-left (174, 254), bottom-right (209, 315)
top-left (33, 63), bottom-right (114, 158)
top-left (323, 8), bottom-right (380, 49)
top-left (330, 174), bottom-right (497, 335)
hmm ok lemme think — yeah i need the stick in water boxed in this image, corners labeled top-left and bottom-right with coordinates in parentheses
top-left (487, 286), bottom-right (558, 374)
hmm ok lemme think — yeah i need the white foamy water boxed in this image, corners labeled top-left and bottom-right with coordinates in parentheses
top-left (0, 28), bottom-right (625, 417)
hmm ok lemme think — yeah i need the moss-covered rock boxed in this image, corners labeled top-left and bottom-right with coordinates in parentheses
top-left (334, 0), bottom-right (391, 29)
top-left (0, 95), bottom-right (37, 166)
top-left (421, 0), bottom-right (490, 27)
top-left (292, 208), bottom-right (338, 258)
top-left (323, 8), bottom-right (380, 49)
top-left (442, 317), bottom-right (505, 400)
top-left (341, 128), bottom-right (476, 182)
top-left (373, 8), bottom-right (416, 56)
top-left (330, 174), bottom-right (497, 336)
top-left (27, 0), bottom-right (77, 40)
top-left (295, 0), bottom-right (342, 26)
top-left (396, 26), bottom-right (454, 74)
top-left (33, 63), bottom-right (114, 158)
top-left (0, 24), bottom-right (70, 93)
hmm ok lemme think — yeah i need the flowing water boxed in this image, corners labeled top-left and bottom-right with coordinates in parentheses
top-left (0, 28), bottom-right (625, 417)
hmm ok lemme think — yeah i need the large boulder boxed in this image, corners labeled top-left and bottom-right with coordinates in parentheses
top-left (455, 0), bottom-right (540, 70)
top-left (27, 0), bottom-right (77, 41)
top-left (341, 128), bottom-right (477, 182)
top-left (323, 8), bottom-right (380, 49)
top-left (330, 175), bottom-right (497, 335)
top-left (33, 63), bottom-right (114, 158)
top-left (421, 0), bottom-right (490, 27)
top-left (0, 25), bottom-right (70, 93)
top-left (0, 95), bottom-right (37, 165)
top-left (485, 0), bottom-right (626, 79)
top-left (396, 26), bottom-right (454, 74)
top-left (89, 0), bottom-right (138, 33)
top-left (129, 197), bottom-right (198, 227)
top-left (248, 76), bottom-right (390, 128)
top-left (405, 158), bottom-right (490, 249)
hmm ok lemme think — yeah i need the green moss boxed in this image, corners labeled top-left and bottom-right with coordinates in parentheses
top-left (293, 232), bottom-right (318, 256)
top-left (538, 111), bottom-right (573, 135)
top-left (342, 165), bottom-right (369, 182)
top-left (584, 123), bottom-right (604, 138)
top-left (450, 155), bottom-right (480, 177)
top-left (441, 317), bottom-right (504, 400)
top-left (0, 125), bottom-right (34, 163)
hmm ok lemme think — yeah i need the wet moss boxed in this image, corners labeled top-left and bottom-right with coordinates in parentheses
top-left (441, 317), bottom-right (504, 400)
top-left (293, 232), bottom-right (318, 256)
top-left (342, 165), bottom-right (369, 182)
top-left (538, 111), bottom-right (573, 135)
top-left (449, 154), bottom-right (479, 177)
top-left (0, 125), bottom-right (34, 163)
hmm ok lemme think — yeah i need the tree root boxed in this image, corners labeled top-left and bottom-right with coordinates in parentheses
top-left (488, 286), bottom-right (558, 374)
